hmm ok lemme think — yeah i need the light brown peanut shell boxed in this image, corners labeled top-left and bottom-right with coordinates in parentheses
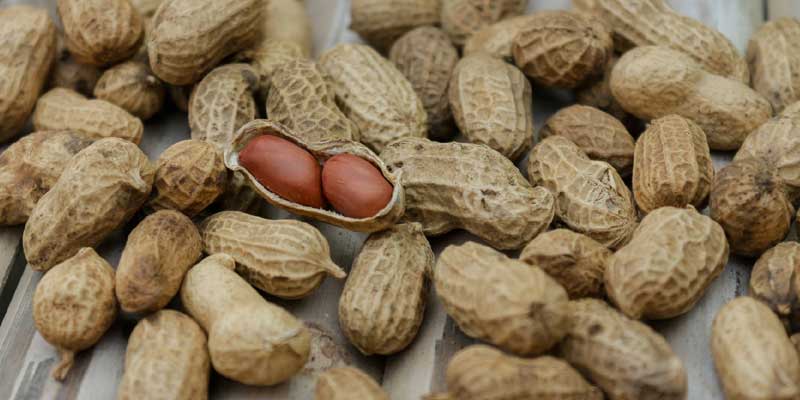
top-left (712, 296), bottom-right (800, 400)
top-left (561, 299), bottom-right (687, 400)
top-left (117, 310), bottom-right (209, 400)
top-left (168, 84), bottom-right (191, 112)
top-left (710, 158), bottom-right (794, 257)
top-left (0, 131), bottom-right (93, 225)
top-left (200, 211), bottom-right (346, 299)
top-left (181, 253), bottom-right (311, 385)
top-left (319, 43), bottom-right (427, 153)
top-left (633, 115), bottom-right (714, 213)
top-left (441, 345), bottom-right (603, 400)
top-left (219, 171), bottom-right (268, 215)
top-left (225, 120), bottom-right (405, 232)
top-left (350, 0), bottom-right (440, 51)
top-left (748, 242), bottom-right (800, 324)
top-left (116, 210), bottom-right (202, 314)
top-left (94, 61), bottom-right (165, 120)
top-left (267, 59), bottom-right (360, 143)
top-left (610, 46), bottom-right (771, 150)
top-left (440, 0), bottom-right (527, 47)
top-left (793, 333), bottom-right (800, 354)
top-left (148, 139), bottom-right (227, 217)
top-left (574, 0), bottom-right (748, 82)
top-left (520, 229), bottom-right (610, 299)
top-left (435, 241), bottom-right (569, 356)
top-left (235, 38), bottom-right (306, 102)
top-left (131, 0), bottom-right (163, 19)
top-left (576, 55), bottom-right (631, 123)
top-left (33, 248), bottom-right (116, 380)
top-left (33, 88), bottom-right (144, 144)
top-left (57, 0), bottom-right (142, 66)
top-left (48, 34), bottom-right (101, 96)
top-left (527, 135), bottom-right (637, 249)
top-left (463, 15), bottom-right (534, 61)
top-left (260, 0), bottom-right (312, 56)
top-left (389, 26), bottom-right (460, 141)
top-left (0, 6), bottom-right (57, 143)
top-left (512, 10), bottom-right (613, 89)
top-left (449, 54), bottom-right (533, 160)
top-left (540, 104), bottom-right (635, 176)
top-left (606, 206), bottom-right (729, 319)
top-left (381, 137), bottom-right (554, 250)
top-left (148, 0), bottom-right (262, 85)
top-left (747, 17), bottom-right (800, 113)
top-left (339, 223), bottom-right (433, 355)
top-left (315, 367), bottom-right (389, 400)
top-left (23, 138), bottom-right (154, 271)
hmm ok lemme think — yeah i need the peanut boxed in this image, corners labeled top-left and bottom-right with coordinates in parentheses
top-left (512, 10), bottom-right (613, 89)
top-left (576, 55), bottom-right (631, 123)
top-left (131, 0), bottom-right (163, 19)
top-left (633, 115), bottom-right (714, 213)
top-left (168, 84), bottom-right (191, 112)
top-left (389, 26), bottom-right (460, 141)
top-left (94, 61), bottom-right (166, 120)
top-left (56, 0), bottom-right (142, 66)
top-left (440, 0), bottom-right (527, 47)
top-left (260, 0), bottom-right (312, 56)
top-left (117, 310), bottom-right (209, 400)
top-left (381, 137), bottom-right (554, 250)
top-left (200, 211), bottom-right (346, 299)
top-left (712, 296), bottom-right (800, 400)
top-left (0, 5), bottom-right (57, 143)
top-left (350, 0), bottom-right (440, 51)
top-left (747, 17), bottom-right (800, 113)
top-left (605, 206), bottom-right (729, 319)
top-left (33, 248), bottom-right (116, 380)
top-left (315, 367), bottom-right (389, 400)
top-left (448, 54), bottom-right (533, 160)
top-left (322, 154), bottom-right (393, 219)
top-left (0, 131), bottom-right (93, 225)
top-left (527, 135), bottom-right (637, 249)
top-left (33, 88), bottom-right (144, 144)
top-left (23, 138), bottom-right (154, 271)
top-left (116, 210), bottom-right (202, 314)
top-left (574, 0), bottom-right (748, 82)
top-left (339, 223), bottom-right (433, 355)
top-left (540, 104), bottom-right (635, 176)
top-left (520, 229), bottom-right (611, 299)
top-left (148, 0), bottom-right (262, 85)
top-left (219, 171), bottom-right (268, 215)
top-left (748, 242), bottom-right (800, 326)
top-left (561, 299), bottom-right (687, 400)
top-left (180, 253), bottom-right (311, 385)
top-left (710, 158), bottom-right (794, 256)
top-left (610, 46), bottom-right (772, 150)
top-left (434, 241), bottom-right (569, 356)
top-left (463, 15), bottom-right (533, 61)
top-left (319, 43), bottom-right (427, 153)
top-left (48, 34), bottom-right (101, 96)
top-left (235, 38), bottom-right (307, 102)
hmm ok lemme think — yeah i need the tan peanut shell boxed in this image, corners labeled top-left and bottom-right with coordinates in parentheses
top-left (181, 253), bottom-right (311, 385)
top-left (449, 54), bottom-right (533, 160)
top-left (793, 333), bottom-right (800, 355)
top-left (33, 88), bottom-right (144, 144)
top-left (463, 15), bottom-right (534, 61)
top-left (0, 6), bottom-right (56, 143)
top-left (148, 140), bottom-right (227, 216)
top-left (23, 138), bottom-right (154, 271)
top-left (435, 241), bottom-right (569, 356)
top-left (576, 55), bottom-right (631, 123)
top-left (168, 84), bottom-right (191, 112)
top-left (131, 0), bottom-right (163, 19)
top-left (520, 229), bottom-right (610, 299)
top-left (33, 248), bottom-right (116, 380)
top-left (339, 223), bottom-right (433, 355)
top-left (606, 206), bottom-right (729, 319)
top-left (381, 138), bottom-right (554, 250)
top-left (319, 43), bottom-right (427, 153)
top-left (315, 367), bottom-right (389, 400)
top-left (261, 0), bottom-right (312, 56)
top-left (94, 61), bottom-right (165, 120)
top-left (117, 310), bottom-right (209, 400)
top-left (440, 0), bottom-right (527, 47)
top-left (219, 171), bottom-right (267, 215)
top-left (0, 131), bottom-right (93, 225)
top-left (56, 0), bottom-right (142, 66)
top-left (226, 120), bottom-right (405, 232)
top-left (610, 46), bottom-right (771, 151)
top-left (389, 26), bottom-right (459, 141)
top-left (710, 158), bottom-right (794, 257)
top-left (633, 115), bottom-right (714, 213)
top-left (148, 0), bottom-right (262, 85)
top-left (48, 35), bottom-right (101, 96)
top-left (116, 210), bottom-right (202, 314)
top-left (267, 59), bottom-right (360, 143)
top-left (574, 0), bottom-right (748, 82)
top-left (540, 104), bottom-right (635, 176)
top-left (748, 242), bottom-right (800, 323)
top-left (561, 299), bottom-right (687, 400)
top-left (512, 10), bottom-right (613, 89)
top-left (235, 38), bottom-right (306, 102)
top-left (747, 17), bottom-right (800, 113)
top-left (527, 135), bottom-right (637, 249)
top-left (440, 345), bottom-right (603, 400)
top-left (350, 0), bottom-right (440, 51)
top-left (200, 211), bottom-right (346, 299)
top-left (712, 296), bottom-right (800, 400)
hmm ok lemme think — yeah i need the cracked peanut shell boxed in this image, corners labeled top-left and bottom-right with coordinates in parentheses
top-left (440, 0), bottom-right (527, 47)
top-left (747, 17), bottom-right (800, 113)
top-left (315, 367), bottom-right (389, 400)
top-left (350, 0), bottom-right (440, 52)
top-left (748, 242), bottom-right (800, 326)
top-left (57, 0), bottom-right (142, 66)
top-left (94, 61), bottom-right (165, 120)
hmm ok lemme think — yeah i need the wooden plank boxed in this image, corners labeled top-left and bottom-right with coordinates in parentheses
top-left (768, 0), bottom-right (800, 19)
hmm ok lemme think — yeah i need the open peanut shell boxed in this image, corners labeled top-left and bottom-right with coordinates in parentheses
top-left (224, 119), bottom-right (405, 232)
